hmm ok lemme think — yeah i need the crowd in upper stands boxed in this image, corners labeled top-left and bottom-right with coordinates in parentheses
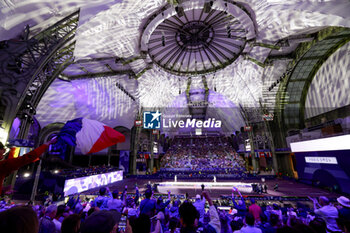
top-left (57, 166), bottom-right (120, 179)
top-left (161, 137), bottom-right (246, 174)
top-left (1, 185), bottom-right (349, 233)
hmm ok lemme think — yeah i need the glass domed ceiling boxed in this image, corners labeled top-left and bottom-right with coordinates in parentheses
top-left (142, 2), bottom-right (250, 76)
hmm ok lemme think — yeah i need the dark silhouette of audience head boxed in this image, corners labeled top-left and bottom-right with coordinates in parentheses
top-left (145, 189), bottom-right (152, 199)
top-left (245, 213), bottom-right (255, 226)
top-left (80, 210), bottom-right (119, 233)
top-left (179, 201), bottom-right (198, 227)
top-left (131, 214), bottom-right (151, 233)
top-left (112, 189), bottom-right (119, 199)
top-left (61, 214), bottom-right (81, 233)
top-left (99, 187), bottom-right (107, 196)
top-left (309, 217), bottom-right (326, 233)
top-left (319, 196), bottom-right (329, 206)
top-left (0, 206), bottom-right (39, 233)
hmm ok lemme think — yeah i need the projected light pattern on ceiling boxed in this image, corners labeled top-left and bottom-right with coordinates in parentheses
top-left (161, 88), bottom-right (245, 133)
top-left (206, 57), bottom-right (263, 107)
top-left (2, 0), bottom-right (350, 132)
top-left (35, 77), bottom-right (138, 129)
top-left (305, 42), bottom-right (350, 119)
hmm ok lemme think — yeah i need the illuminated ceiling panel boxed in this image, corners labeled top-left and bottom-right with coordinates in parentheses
top-left (1, 0), bottom-right (350, 130)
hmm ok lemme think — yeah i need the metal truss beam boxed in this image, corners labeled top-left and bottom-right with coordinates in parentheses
top-left (0, 10), bottom-right (80, 139)
top-left (276, 27), bottom-right (350, 131)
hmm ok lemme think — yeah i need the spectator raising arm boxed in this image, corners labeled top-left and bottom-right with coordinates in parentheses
top-left (0, 137), bottom-right (57, 195)
top-left (202, 191), bottom-right (221, 233)
top-left (122, 185), bottom-right (128, 205)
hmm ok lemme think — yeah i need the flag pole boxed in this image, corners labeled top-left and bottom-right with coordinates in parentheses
top-left (31, 159), bottom-right (42, 202)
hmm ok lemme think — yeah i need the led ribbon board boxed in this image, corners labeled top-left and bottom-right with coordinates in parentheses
top-left (290, 134), bottom-right (350, 152)
top-left (63, 170), bottom-right (123, 196)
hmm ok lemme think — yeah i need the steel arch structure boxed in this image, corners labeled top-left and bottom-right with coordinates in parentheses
top-left (281, 28), bottom-right (350, 130)
top-left (270, 27), bottom-right (350, 139)
top-left (0, 10), bottom-right (80, 139)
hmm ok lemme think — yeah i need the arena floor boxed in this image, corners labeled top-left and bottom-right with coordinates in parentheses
top-left (85, 177), bottom-right (340, 199)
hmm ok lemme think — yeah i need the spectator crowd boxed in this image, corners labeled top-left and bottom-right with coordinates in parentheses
top-left (1, 185), bottom-right (349, 233)
top-left (57, 166), bottom-right (120, 179)
top-left (161, 137), bottom-right (246, 175)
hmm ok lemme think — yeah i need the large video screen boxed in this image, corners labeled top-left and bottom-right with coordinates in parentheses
top-left (63, 170), bottom-right (123, 196)
top-left (290, 134), bottom-right (350, 194)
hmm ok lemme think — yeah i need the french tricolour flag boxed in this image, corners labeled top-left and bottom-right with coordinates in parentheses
top-left (58, 118), bottom-right (125, 154)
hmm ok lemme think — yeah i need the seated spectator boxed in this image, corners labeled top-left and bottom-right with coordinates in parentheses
top-left (53, 205), bottom-right (67, 232)
top-left (124, 196), bottom-right (138, 218)
top-left (61, 214), bottom-right (81, 233)
top-left (219, 209), bottom-right (232, 233)
top-left (309, 218), bottom-right (326, 233)
top-left (80, 210), bottom-right (121, 233)
top-left (1, 179), bottom-right (349, 233)
top-left (240, 213), bottom-right (262, 233)
top-left (107, 189), bottom-right (124, 212)
top-left (337, 196), bottom-right (350, 220)
top-left (275, 226), bottom-right (294, 233)
top-left (94, 187), bottom-right (112, 210)
top-left (86, 206), bottom-right (99, 216)
top-left (131, 214), bottom-right (151, 233)
top-left (232, 187), bottom-right (246, 217)
top-left (39, 204), bottom-right (57, 233)
top-left (0, 206), bottom-right (39, 233)
top-left (166, 217), bottom-right (180, 233)
top-left (130, 213), bottom-right (162, 233)
top-left (179, 191), bottom-right (220, 233)
top-left (169, 199), bottom-right (181, 219)
top-left (231, 218), bottom-right (244, 233)
top-left (260, 213), bottom-right (280, 233)
top-left (249, 199), bottom-right (262, 223)
top-left (140, 189), bottom-right (156, 217)
top-left (292, 223), bottom-right (316, 233)
top-left (193, 194), bottom-right (206, 224)
top-left (336, 218), bottom-right (350, 233)
top-left (156, 190), bottom-right (171, 214)
top-left (309, 196), bottom-right (341, 232)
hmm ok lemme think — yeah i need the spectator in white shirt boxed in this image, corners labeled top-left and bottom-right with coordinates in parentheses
top-left (309, 196), bottom-right (341, 233)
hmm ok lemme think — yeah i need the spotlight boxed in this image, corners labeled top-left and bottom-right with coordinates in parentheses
top-left (23, 172), bottom-right (31, 178)
top-left (175, 6), bottom-right (184, 17)
top-left (54, 170), bottom-right (59, 174)
top-left (162, 36), bottom-right (165, 46)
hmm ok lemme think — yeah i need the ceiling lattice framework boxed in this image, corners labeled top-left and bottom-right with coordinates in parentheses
top-left (142, 1), bottom-right (254, 76)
